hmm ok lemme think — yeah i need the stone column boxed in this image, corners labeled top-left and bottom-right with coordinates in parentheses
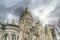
top-left (16, 34), bottom-right (19, 40)
top-left (23, 31), bottom-right (24, 40)
top-left (8, 33), bottom-right (11, 40)
top-left (28, 34), bottom-right (29, 40)
top-left (16, 35), bottom-right (17, 40)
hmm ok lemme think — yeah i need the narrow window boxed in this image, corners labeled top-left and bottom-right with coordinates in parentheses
top-left (11, 34), bottom-right (16, 40)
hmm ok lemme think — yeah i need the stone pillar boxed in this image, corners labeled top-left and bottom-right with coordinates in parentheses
top-left (36, 36), bottom-right (37, 40)
top-left (16, 34), bottom-right (19, 40)
top-left (23, 31), bottom-right (24, 40)
top-left (8, 36), bottom-right (10, 40)
top-left (16, 35), bottom-right (18, 40)
top-left (28, 34), bottom-right (29, 40)
top-left (19, 31), bottom-right (23, 40)
top-left (8, 33), bottom-right (11, 40)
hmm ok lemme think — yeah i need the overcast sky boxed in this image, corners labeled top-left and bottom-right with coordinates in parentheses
top-left (0, 0), bottom-right (60, 34)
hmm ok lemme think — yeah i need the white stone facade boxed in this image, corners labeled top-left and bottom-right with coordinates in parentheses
top-left (0, 8), bottom-right (57, 40)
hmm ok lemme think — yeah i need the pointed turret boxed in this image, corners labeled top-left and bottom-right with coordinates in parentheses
top-left (35, 20), bottom-right (40, 29)
top-left (34, 20), bottom-right (43, 37)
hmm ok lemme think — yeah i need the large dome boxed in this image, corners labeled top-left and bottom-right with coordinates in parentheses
top-left (20, 8), bottom-right (33, 21)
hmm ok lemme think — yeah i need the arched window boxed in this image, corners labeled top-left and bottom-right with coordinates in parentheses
top-left (11, 34), bottom-right (16, 40)
top-left (3, 33), bottom-right (8, 40)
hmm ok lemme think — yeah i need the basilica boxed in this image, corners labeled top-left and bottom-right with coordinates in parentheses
top-left (0, 8), bottom-right (57, 40)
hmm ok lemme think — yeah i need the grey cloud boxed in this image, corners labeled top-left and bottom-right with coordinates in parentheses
top-left (0, 0), bottom-right (60, 25)
top-left (42, 0), bottom-right (52, 5)
top-left (14, 7), bottom-right (24, 16)
top-left (48, 2), bottom-right (60, 33)
top-left (29, 0), bottom-right (52, 10)
top-left (49, 3), bottom-right (60, 18)
top-left (0, 2), bottom-right (7, 21)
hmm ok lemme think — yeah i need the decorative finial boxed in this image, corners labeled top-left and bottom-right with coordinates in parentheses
top-left (25, 7), bottom-right (28, 13)
top-left (12, 19), bottom-right (15, 25)
top-left (7, 19), bottom-right (9, 24)
top-left (26, 7), bottom-right (27, 11)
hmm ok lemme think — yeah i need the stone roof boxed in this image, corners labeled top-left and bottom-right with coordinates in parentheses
top-left (0, 22), bottom-right (19, 29)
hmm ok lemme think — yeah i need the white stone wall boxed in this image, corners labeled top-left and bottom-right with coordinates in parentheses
top-left (0, 24), bottom-right (20, 40)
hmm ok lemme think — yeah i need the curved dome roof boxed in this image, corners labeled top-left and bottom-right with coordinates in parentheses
top-left (20, 7), bottom-right (33, 20)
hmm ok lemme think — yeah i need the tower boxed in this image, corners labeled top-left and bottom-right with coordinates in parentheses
top-left (50, 27), bottom-right (57, 40)
top-left (35, 21), bottom-right (44, 40)
top-left (19, 7), bottom-right (33, 40)
top-left (45, 25), bottom-right (54, 40)
top-left (19, 7), bottom-right (33, 31)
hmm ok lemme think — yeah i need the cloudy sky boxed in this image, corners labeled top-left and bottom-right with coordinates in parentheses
top-left (0, 0), bottom-right (60, 34)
